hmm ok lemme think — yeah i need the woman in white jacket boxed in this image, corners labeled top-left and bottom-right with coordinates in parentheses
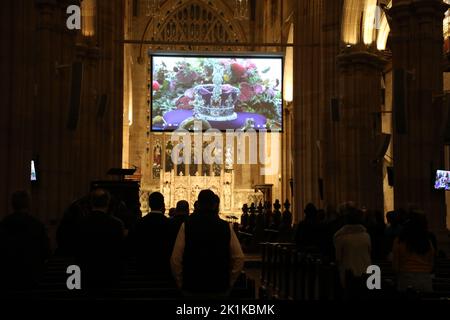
top-left (334, 205), bottom-right (372, 289)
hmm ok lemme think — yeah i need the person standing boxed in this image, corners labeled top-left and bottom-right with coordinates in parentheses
top-left (0, 191), bottom-right (50, 292)
top-left (75, 188), bottom-right (125, 289)
top-left (129, 192), bottom-right (173, 279)
top-left (171, 190), bottom-right (244, 298)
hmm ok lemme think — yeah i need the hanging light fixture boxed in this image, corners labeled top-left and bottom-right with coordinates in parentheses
top-left (234, 0), bottom-right (249, 21)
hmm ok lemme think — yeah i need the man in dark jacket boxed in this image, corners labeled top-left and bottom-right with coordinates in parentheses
top-left (75, 188), bottom-right (125, 289)
top-left (129, 192), bottom-right (173, 279)
top-left (0, 191), bottom-right (50, 292)
top-left (171, 190), bottom-right (244, 297)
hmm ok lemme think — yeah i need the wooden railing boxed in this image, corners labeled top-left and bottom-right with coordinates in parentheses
top-left (260, 242), bottom-right (450, 300)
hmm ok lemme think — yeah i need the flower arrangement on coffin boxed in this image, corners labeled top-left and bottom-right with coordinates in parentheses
top-left (152, 58), bottom-right (282, 129)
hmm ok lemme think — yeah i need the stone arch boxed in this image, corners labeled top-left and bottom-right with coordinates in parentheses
top-left (341, 0), bottom-right (391, 50)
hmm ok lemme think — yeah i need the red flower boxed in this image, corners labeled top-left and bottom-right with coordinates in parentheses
top-left (152, 81), bottom-right (160, 91)
top-left (231, 63), bottom-right (246, 78)
top-left (176, 96), bottom-right (194, 110)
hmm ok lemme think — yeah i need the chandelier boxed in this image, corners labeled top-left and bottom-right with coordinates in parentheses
top-left (234, 0), bottom-right (249, 21)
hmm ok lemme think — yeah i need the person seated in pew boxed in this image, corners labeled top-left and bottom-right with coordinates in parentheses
top-left (171, 190), bottom-right (245, 298)
top-left (295, 203), bottom-right (323, 253)
top-left (0, 191), bottom-right (51, 292)
top-left (392, 211), bottom-right (435, 293)
top-left (74, 188), bottom-right (125, 290)
top-left (333, 204), bottom-right (371, 290)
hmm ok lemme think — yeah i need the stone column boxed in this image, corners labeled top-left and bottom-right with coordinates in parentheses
top-left (321, 0), bottom-right (344, 209)
top-left (336, 48), bottom-right (386, 212)
top-left (293, 0), bottom-right (323, 221)
top-left (389, 0), bottom-right (448, 234)
top-left (281, 103), bottom-right (294, 206)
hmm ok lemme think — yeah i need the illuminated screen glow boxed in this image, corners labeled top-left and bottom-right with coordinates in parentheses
top-left (31, 160), bottom-right (37, 182)
top-left (435, 170), bottom-right (450, 191)
top-left (150, 54), bottom-right (283, 132)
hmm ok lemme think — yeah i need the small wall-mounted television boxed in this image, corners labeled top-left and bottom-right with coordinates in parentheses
top-left (150, 52), bottom-right (284, 132)
top-left (434, 170), bottom-right (450, 191)
top-left (31, 160), bottom-right (37, 182)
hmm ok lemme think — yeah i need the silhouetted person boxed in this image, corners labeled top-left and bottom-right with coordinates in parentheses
top-left (271, 200), bottom-right (282, 229)
top-left (321, 205), bottom-right (343, 260)
top-left (365, 210), bottom-right (386, 260)
top-left (108, 195), bottom-right (138, 231)
top-left (278, 200), bottom-right (293, 242)
top-left (315, 209), bottom-right (331, 257)
top-left (0, 191), bottom-right (50, 292)
top-left (56, 196), bottom-right (90, 256)
top-left (171, 200), bottom-right (189, 236)
top-left (171, 190), bottom-right (244, 298)
top-left (75, 188), bottom-right (125, 289)
top-left (280, 200), bottom-right (292, 231)
top-left (295, 203), bottom-right (321, 252)
top-left (129, 192), bottom-right (173, 279)
top-left (392, 211), bottom-right (435, 293)
top-left (168, 207), bottom-right (176, 218)
top-left (240, 204), bottom-right (249, 230)
top-left (384, 210), bottom-right (402, 257)
top-left (263, 201), bottom-right (272, 228)
top-left (254, 208), bottom-right (266, 242)
top-left (193, 201), bottom-right (199, 215)
top-left (333, 205), bottom-right (371, 291)
top-left (57, 191), bottom-right (134, 255)
top-left (247, 203), bottom-right (257, 233)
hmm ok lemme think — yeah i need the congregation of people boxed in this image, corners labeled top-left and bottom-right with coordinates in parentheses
top-left (238, 198), bottom-right (442, 296)
top-left (292, 203), bottom-right (439, 295)
top-left (0, 188), bottom-right (446, 299)
top-left (0, 189), bottom-right (244, 298)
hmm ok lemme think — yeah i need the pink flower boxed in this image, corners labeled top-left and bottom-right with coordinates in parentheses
top-left (239, 83), bottom-right (255, 102)
top-left (152, 81), bottom-right (160, 91)
top-left (253, 84), bottom-right (265, 94)
top-left (246, 62), bottom-right (257, 70)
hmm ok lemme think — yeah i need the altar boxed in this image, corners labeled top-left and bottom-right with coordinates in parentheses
top-left (159, 169), bottom-right (264, 215)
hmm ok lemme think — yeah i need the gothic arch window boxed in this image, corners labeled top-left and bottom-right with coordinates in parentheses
top-left (144, 0), bottom-right (247, 51)
top-left (160, 2), bottom-right (237, 43)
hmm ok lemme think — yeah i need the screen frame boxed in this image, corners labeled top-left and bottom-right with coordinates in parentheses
top-left (149, 51), bottom-right (285, 133)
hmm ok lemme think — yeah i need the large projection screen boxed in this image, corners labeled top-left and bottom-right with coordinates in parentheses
top-left (150, 52), bottom-right (284, 132)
